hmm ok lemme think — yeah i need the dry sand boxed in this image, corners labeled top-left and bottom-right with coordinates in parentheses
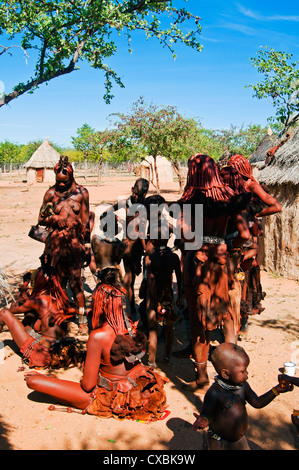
top-left (0, 173), bottom-right (298, 451)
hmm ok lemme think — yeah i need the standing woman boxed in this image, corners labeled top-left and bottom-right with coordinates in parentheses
top-left (25, 268), bottom-right (169, 422)
top-left (228, 154), bottom-right (282, 217)
top-left (227, 155), bottom-right (282, 334)
top-left (177, 154), bottom-right (251, 391)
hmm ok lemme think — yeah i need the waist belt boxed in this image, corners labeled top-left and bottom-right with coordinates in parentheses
top-left (27, 327), bottom-right (55, 349)
top-left (98, 374), bottom-right (137, 391)
top-left (202, 236), bottom-right (225, 245)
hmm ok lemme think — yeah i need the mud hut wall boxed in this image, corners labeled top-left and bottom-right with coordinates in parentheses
top-left (259, 183), bottom-right (299, 281)
top-left (26, 167), bottom-right (55, 184)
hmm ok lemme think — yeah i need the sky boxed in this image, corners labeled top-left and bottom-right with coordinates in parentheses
top-left (0, 0), bottom-right (299, 148)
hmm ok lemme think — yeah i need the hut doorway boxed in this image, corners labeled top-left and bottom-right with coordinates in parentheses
top-left (36, 168), bottom-right (44, 182)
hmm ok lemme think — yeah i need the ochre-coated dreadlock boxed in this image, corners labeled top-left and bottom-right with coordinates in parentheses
top-left (220, 165), bottom-right (247, 195)
top-left (91, 268), bottom-right (136, 335)
top-left (30, 267), bottom-right (74, 321)
top-left (180, 154), bottom-right (236, 202)
top-left (228, 154), bottom-right (257, 183)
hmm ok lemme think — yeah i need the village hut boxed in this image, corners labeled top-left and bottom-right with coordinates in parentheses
top-left (24, 139), bottom-right (60, 183)
top-left (250, 135), bottom-right (277, 165)
top-left (254, 127), bottom-right (299, 281)
top-left (139, 155), bottom-right (174, 186)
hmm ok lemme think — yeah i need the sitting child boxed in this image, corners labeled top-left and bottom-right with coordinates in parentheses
top-left (192, 342), bottom-right (293, 450)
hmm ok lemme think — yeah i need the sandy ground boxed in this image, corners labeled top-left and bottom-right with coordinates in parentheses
top-left (0, 172), bottom-right (298, 452)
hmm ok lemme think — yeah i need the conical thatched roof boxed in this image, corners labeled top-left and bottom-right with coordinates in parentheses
top-left (258, 127), bottom-right (299, 185)
top-left (24, 139), bottom-right (60, 168)
top-left (249, 134), bottom-right (277, 164)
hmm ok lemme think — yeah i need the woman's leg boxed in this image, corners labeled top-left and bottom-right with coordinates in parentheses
top-left (0, 308), bottom-right (30, 349)
top-left (25, 374), bottom-right (91, 410)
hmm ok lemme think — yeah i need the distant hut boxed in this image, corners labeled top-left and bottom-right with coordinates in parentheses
top-left (24, 139), bottom-right (60, 183)
top-left (139, 155), bottom-right (174, 187)
top-left (255, 127), bottom-right (299, 281)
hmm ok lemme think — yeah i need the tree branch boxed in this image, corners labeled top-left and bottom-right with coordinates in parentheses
top-left (0, 39), bottom-right (86, 107)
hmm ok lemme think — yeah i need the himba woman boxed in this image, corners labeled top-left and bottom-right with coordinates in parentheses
top-left (176, 154), bottom-right (251, 391)
top-left (0, 256), bottom-right (82, 369)
top-left (25, 267), bottom-right (169, 421)
top-left (37, 155), bottom-right (91, 333)
top-left (224, 154), bottom-right (282, 334)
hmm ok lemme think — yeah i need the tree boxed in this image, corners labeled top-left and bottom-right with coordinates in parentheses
top-left (110, 97), bottom-right (200, 193)
top-left (0, 140), bottom-right (22, 174)
top-left (246, 47), bottom-right (299, 134)
top-left (210, 124), bottom-right (268, 158)
top-left (0, 1), bottom-right (202, 107)
top-left (71, 123), bottom-right (97, 177)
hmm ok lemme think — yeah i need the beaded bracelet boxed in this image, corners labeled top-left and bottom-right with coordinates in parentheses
top-left (200, 416), bottom-right (209, 426)
top-left (272, 387), bottom-right (280, 397)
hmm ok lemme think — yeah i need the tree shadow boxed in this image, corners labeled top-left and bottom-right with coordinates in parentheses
top-left (0, 415), bottom-right (14, 450)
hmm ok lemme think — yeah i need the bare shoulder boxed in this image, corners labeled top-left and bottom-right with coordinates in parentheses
top-left (42, 186), bottom-right (55, 201)
top-left (89, 326), bottom-right (114, 344)
top-left (76, 184), bottom-right (89, 196)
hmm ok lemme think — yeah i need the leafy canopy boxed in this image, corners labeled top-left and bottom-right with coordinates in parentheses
top-left (0, 0), bottom-right (202, 106)
top-left (246, 46), bottom-right (299, 133)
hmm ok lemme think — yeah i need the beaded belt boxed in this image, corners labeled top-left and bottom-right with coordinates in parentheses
top-left (98, 374), bottom-right (137, 391)
top-left (202, 236), bottom-right (225, 245)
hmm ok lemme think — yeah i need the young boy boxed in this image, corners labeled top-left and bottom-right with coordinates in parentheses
top-left (192, 342), bottom-right (294, 450)
top-left (145, 236), bottom-right (184, 367)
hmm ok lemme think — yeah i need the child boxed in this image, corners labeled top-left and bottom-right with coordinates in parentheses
top-left (145, 236), bottom-right (184, 367)
top-left (192, 342), bottom-right (293, 450)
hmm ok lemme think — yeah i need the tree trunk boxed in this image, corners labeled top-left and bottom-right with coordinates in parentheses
top-left (84, 158), bottom-right (87, 179)
top-left (170, 158), bottom-right (185, 193)
top-left (153, 154), bottom-right (160, 194)
top-left (97, 156), bottom-right (103, 187)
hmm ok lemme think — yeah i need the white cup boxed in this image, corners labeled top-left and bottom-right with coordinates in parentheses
top-left (283, 362), bottom-right (297, 376)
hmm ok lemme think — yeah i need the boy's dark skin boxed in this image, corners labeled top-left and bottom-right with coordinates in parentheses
top-left (192, 343), bottom-right (293, 450)
top-left (145, 238), bottom-right (184, 366)
top-left (99, 178), bottom-right (149, 317)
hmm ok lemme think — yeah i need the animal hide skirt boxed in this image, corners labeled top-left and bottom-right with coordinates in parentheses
top-left (86, 363), bottom-right (169, 422)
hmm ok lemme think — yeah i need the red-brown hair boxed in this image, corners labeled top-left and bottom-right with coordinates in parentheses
top-left (220, 165), bottom-right (247, 195)
top-left (228, 154), bottom-right (257, 183)
top-left (181, 154), bottom-right (235, 202)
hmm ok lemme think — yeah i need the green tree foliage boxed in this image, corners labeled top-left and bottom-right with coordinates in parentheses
top-left (0, 0), bottom-right (202, 107)
top-left (246, 47), bottom-right (299, 134)
top-left (109, 97), bottom-right (201, 192)
top-left (71, 123), bottom-right (97, 160)
top-left (210, 124), bottom-right (268, 158)
top-left (0, 140), bottom-right (22, 168)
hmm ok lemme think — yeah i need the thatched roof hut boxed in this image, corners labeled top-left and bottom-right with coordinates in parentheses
top-left (255, 127), bottom-right (299, 281)
top-left (250, 134), bottom-right (277, 165)
top-left (139, 155), bottom-right (174, 186)
top-left (258, 128), bottom-right (299, 185)
top-left (24, 139), bottom-right (60, 183)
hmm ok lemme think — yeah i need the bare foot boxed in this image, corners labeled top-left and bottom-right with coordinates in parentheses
top-left (182, 378), bottom-right (210, 392)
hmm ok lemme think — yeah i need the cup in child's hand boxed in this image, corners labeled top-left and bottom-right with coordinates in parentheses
top-left (283, 362), bottom-right (296, 376)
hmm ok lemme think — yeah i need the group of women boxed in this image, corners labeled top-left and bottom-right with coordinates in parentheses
top-left (0, 152), bottom-right (281, 422)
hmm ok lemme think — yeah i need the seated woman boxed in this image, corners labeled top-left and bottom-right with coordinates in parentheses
top-left (25, 267), bottom-right (169, 422)
top-left (0, 257), bottom-right (82, 369)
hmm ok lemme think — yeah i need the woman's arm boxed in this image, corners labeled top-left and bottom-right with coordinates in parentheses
top-left (230, 212), bottom-right (251, 248)
top-left (249, 183), bottom-right (282, 217)
top-left (80, 331), bottom-right (103, 393)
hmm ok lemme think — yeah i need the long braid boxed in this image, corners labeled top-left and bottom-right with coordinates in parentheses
top-left (181, 154), bottom-right (236, 202)
top-left (228, 154), bottom-right (257, 183)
